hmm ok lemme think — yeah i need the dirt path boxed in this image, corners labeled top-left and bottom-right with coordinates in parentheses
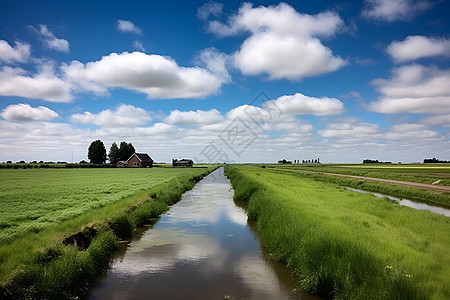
top-left (273, 168), bottom-right (450, 192)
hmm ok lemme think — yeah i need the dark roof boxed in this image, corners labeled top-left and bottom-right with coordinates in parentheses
top-left (128, 153), bottom-right (153, 162)
top-left (176, 159), bottom-right (193, 163)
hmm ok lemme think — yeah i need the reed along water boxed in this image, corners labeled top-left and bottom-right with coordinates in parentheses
top-left (85, 168), bottom-right (318, 300)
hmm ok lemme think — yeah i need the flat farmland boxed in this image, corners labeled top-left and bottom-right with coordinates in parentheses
top-left (0, 167), bottom-right (205, 245)
top-left (272, 164), bottom-right (450, 186)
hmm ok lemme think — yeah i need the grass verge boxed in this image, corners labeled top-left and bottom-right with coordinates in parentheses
top-left (0, 167), bottom-right (214, 299)
top-left (226, 165), bottom-right (449, 299)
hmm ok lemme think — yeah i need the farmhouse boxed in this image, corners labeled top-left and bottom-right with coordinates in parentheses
top-left (172, 158), bottom-right (194, 167)
top-left (118, 153), bottom-right (153, 168)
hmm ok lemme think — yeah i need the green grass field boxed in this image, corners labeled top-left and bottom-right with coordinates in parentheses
top-left (0, 166), bottom-right (214, 298)
top-left (226, 165), bottom-right (450, 299)
top-left (0, 168), bottom-right (208, 245)
top-left (271, 163), bottom-right (450, 186)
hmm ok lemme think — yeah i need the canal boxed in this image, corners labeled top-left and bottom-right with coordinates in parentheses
top-left (86, 168), bottom-right (316, 299)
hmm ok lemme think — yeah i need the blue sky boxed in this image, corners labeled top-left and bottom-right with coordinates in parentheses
top-left (0, 0), bottom-right (449, 163)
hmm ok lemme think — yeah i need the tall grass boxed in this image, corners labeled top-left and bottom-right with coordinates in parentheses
top-left (226, 166), bottom-right (449, 299)
top-left (0, 167), bottom-right (215, 299)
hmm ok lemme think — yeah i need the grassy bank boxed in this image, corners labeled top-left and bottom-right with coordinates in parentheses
top-left (0, 166), bottom-right (215, 299)
top-left (226, 165), bottom-right (450, 299)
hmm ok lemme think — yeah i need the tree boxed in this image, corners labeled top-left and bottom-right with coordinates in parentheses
top-left (119, 141), bottom-right (135, 161)
top-left (108, 142), bottom-right (120, 164)
top-left (88, 140), bottom-right (106, 164)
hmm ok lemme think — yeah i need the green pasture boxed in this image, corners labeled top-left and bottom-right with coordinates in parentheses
top-left (0, 168), bottom-right (205, 245)
top-left (227, 165), bottom-right (450, 299)
top-left (271, 163), bottom-right (450, 186)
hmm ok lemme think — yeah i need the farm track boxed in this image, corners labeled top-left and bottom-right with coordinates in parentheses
top-left (273, 168), bottom-right (450, 192)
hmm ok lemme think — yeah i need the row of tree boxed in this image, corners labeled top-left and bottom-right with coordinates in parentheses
top-left (88, 140), bottom-right (135, 164)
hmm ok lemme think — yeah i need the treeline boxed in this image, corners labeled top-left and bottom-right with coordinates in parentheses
top-left (423, 158), bottom-right (449, 163)
top-left (88, 140), bottom-right (135, 164)
top-left (363, 159), bottom-right (392, 164)
top-left (0, 163), bottom-right (118, 169)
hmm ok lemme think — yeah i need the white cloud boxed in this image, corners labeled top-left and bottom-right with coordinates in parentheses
top-left (63, 51), bottom-right (229, 99)
top-left (419, 114), bottom-right (450, 127)
top-left (267, 93), bottom-right (344, 116)
top-left (70, 104), bottom-right (151, 127)
top-left (164, 109), bottom-right (223, 125)
top-left (0, 120), bottom-right (91, 162)
top-left (369, 65), bottom-right (450, 114)
top-left (133, 40), bottom-right (146, 52)
top-left (0, 40), bottom-right (31, 64)
top-left (0, 103), bottom-right (59, 121)
top-left (195, 47), bottom-right (231, 84)
top-left (387, 35), bottom-right (450, 62)
top-left (116, 20), bottom-right (142, 34)
top-left (319, 122), bottom-right (381, 139)
top-left (33, 25), bottom-right (70, 53)
top-left (386, 123), bottom-right (438, 139)
top-left (206, 3), bottom-right (346, 80)
top-left (0, 66), bottom-right (73, 102)
top-left (197, 2), bottom-right (223, 20)
top-left (361, 0), bottom-right (432, 22)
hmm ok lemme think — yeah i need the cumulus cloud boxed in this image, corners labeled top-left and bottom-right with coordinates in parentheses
top-left (0, 103), bottom-right (59, 121)
top-left (205, 2), bottom-right (346, 80)
top-left (361, 0), bottom-right (432, 22)
top-left (31, 25), bottom-right (70, 53)
top-left (267, 93), bottom-right (344, 116)
top-left (197, 1), bottom-right (223, 20)
top-left (387, 35), bottom-right (450, 62)
top-left (0, 66), bottom-right (73, 102)
top-left (419, 114), bottom-right (450, 127)
top-left (70, 104), bottom-right (151, 127)
top-left (386, 123), bottom-right (438, 139)
top-left (0, 40), bottom-right (31, 64)
top-left (116, 20), bottom-right (142, 34)
top-left (319, 122), bottom-right (381, 139)
top-left (368, 64), bottom-right (450, 114)
top-left (195, 47), bottom-right (231, 84)
top-left (164, 109), bottom-right (223, 125)
top-left (63, 51), bottom-right (229, 99)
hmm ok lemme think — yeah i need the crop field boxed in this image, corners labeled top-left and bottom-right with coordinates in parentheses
top-left (0, 167), bottom-right (207, 245)
top-left (271, 163), bottom-right (450, 186)
top-left (226, 165), bottom-right (450, 299)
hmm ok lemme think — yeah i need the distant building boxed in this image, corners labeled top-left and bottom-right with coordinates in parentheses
top-left (117, 161), bottom-right (128, 168)
top-left (277, 159), bottom-right (292, 164)
top-left (117, 153), bottom-right (153, 168)
top-left (172, 158), bottom-right (194, 167)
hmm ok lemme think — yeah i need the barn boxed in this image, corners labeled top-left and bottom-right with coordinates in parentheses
top-left (172, 158), bottom-right (194, 167)
top-left (118, 153), bottom-right (153, 168)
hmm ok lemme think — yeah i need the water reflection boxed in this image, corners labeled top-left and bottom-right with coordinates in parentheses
top-left (86, 168), bottom-right (313, 300)
top-left (344, 187), bottom-right (450, 217)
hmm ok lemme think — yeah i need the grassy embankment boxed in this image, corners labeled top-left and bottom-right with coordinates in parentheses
top-left (0, 166), bottom-right (215, 299)
top-left (226, 165), bottom-right (449, 299)
top-left (271, 164), bottom-right (450, 207)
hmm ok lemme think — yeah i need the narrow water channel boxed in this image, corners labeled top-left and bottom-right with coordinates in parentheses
top-left (344, 187), bottom-right (450, 217)
top-left (86, 168), bottom-right (315, 300)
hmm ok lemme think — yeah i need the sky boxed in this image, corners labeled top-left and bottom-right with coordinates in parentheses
top-left (0, 0), bottom-right (449, 163)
